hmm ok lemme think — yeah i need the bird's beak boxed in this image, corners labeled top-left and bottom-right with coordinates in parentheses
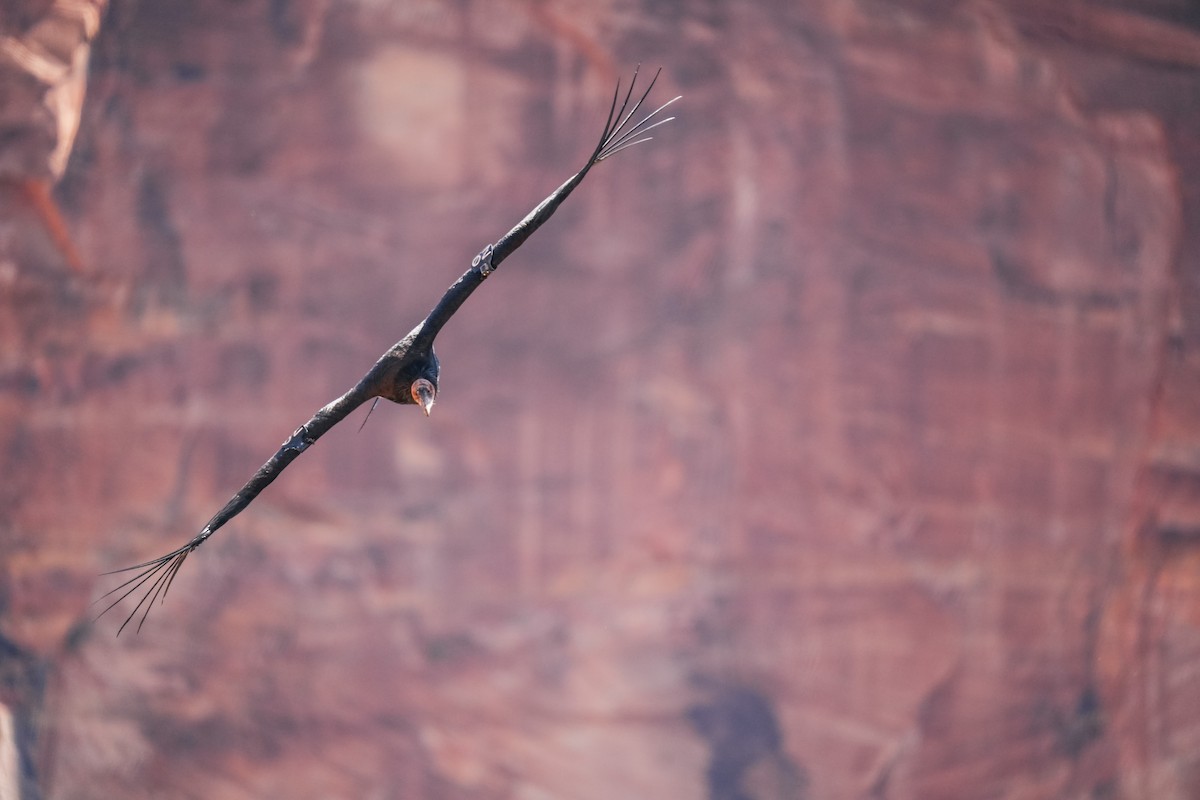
top-left (413, 379), bottom-right (436, 417)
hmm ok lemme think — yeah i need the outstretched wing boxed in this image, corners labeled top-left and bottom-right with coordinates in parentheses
top-left (95, 381), bottom-right (373, 634)
top-left (412, 66), bottom-right (679, 350)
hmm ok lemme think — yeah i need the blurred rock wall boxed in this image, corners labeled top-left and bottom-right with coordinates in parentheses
top-left (1, 1), bottom-right (1199, 799)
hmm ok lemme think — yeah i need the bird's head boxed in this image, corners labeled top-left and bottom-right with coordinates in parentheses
top-left (400, 349), bottom-right (439, 416)
top-left (411, 376), bottom-right (436, 416)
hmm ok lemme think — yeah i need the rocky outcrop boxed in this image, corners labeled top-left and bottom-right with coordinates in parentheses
top-left (1, 1), bottom-right (1198, 798)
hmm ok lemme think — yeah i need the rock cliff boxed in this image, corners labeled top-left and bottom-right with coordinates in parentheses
top-left (1, 1), bottom-right (1199, 798)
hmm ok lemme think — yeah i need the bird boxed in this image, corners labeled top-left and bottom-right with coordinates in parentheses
top-left (94, 67), bottom-right (679, 635)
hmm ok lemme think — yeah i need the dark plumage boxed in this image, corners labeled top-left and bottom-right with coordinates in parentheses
top-left (95, 67), bottom-right (679, 634)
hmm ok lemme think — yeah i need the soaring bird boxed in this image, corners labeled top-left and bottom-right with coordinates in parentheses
top-left (96, 67), bottom-right (679, 634)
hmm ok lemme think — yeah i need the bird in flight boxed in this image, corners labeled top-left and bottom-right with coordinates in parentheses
top-left (95, 67), bottom-right (679, 635)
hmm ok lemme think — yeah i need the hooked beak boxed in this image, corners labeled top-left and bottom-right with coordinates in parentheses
top-left (412, 378), bottom-right (436, 417)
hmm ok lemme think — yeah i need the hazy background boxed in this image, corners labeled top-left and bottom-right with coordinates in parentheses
top-left (1, 1), bottom-right (1199, 798)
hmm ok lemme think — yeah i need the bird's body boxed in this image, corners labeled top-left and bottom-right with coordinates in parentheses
top-left (96, 67), bottom-right (679, 634)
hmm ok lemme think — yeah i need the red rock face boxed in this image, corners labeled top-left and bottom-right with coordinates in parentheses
top-left (1, 1), bottom-right (1199, 799)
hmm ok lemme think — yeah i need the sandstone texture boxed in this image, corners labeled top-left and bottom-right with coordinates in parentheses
top-left (1, 1), bottom-right (1199, 799)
